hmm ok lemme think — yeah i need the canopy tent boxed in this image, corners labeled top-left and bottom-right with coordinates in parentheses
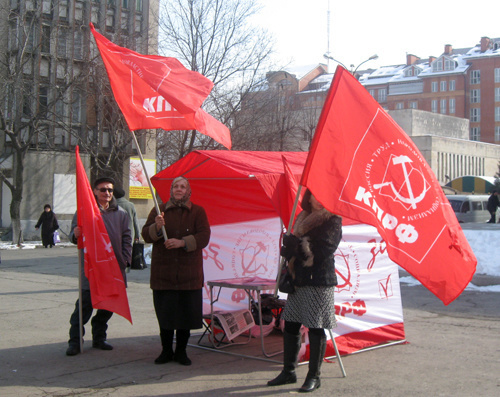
top-left (151, 150), bottom-right (405, 356)
top-left (152, 150), bottom-right (309, 227)
top-left (446, 175), bottom-right (496, 194)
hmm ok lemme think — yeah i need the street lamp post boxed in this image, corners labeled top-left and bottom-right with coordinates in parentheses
top-left (323, 53), bottom-right (379, 73)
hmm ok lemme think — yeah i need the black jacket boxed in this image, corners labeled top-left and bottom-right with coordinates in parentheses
top-left (287, 209), bottom-right (342, 287)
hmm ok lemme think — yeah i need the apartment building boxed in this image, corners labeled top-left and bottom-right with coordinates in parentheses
top-left (0, 0), bottom-right (158, 235)
top-left (360, 36), bottom-right (500, 144)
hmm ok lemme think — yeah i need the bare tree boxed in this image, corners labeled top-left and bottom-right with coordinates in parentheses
top-left (0, 2), bottom-right (142, 243)
top-left (154, 0), bottom-right (276, 165)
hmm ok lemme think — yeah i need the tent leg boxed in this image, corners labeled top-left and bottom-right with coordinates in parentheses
top-left (328, 329), bottom-right (347, 377)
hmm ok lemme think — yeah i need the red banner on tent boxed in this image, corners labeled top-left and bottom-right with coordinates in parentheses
top-left (75, 146), bottom-right (132, 323)
top-left (301, 66), bottom-right (477, 305)
top-left (89, 24), bottom-right (231, 149)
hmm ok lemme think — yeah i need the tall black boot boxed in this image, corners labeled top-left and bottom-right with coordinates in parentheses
top-left (155, 328), bottom-right (174, 364)
top-left (267, 330), bottom-right (301, 386)
top-left (174, 329), bottom-right (192, 366)
top-left (299, 330), bottom-right (327, 393)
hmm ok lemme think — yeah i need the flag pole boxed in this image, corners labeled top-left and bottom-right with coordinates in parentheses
top-left (78, 249), bottom-right (84, 353)
top-left (129, 131), bottom-right (168, 240)
top-left (273, 185), bottom-right (303, 297)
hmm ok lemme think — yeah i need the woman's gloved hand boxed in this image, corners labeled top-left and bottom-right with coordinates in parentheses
top-left (280, 233), bottom-right (300, 260)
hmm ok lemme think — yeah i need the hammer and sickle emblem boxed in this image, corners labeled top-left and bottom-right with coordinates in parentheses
top-left (373, 155), bottom-right (427, 209)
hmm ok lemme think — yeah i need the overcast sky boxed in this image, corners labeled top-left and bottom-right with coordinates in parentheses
top-left (254, 0), bottom-right (499, 72)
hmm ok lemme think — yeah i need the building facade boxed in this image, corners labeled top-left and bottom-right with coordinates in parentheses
top-left (0, 0), bottom-right (159, 237)
top-left (360, 37), bottom-right (500, 145)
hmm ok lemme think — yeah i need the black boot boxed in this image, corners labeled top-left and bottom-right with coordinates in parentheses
top-left (299, 330), bottom-right (327, 393)
top-left (174, 329), bottom-right (192, 366)
top-left (267, 330), bottom-right (301, 386)
top-left (155, 328), bottom-right (174, 364)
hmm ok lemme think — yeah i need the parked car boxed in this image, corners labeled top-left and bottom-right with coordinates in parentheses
top-left (445, 195), bottom-right (491, 223)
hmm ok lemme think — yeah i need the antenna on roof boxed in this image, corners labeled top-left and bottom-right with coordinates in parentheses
top-left (325, 0), bottom-right (331, 70)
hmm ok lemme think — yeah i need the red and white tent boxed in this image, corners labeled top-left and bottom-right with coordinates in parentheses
top-left (152, 150), bottom-right (405, 356)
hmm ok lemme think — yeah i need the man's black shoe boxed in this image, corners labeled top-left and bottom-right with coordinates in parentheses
top-left (92, 340), bottom-right (113, 350)
top-left (66, 345), bottom-right (80, 356)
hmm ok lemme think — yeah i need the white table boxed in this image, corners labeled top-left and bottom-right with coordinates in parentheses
top-left (206, 277), bottom-right (283, 360)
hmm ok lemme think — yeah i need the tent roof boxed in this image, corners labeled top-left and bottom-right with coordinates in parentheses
top-left (152, 151), bottom-right (308, 226)
top-left (446, 175), bottom-right (497, 193)
top-left (153, 150), bottom-right (308, 181)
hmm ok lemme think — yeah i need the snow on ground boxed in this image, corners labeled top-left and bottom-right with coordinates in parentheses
top-left (1, 227), bottom-right (498, 292)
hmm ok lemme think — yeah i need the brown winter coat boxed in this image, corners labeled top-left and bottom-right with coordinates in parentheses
top-left (142, 201), bottom-right (210, 290)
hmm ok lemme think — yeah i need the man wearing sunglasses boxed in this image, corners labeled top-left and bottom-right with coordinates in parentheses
top-left (66, 176), bottom-right (132, 356)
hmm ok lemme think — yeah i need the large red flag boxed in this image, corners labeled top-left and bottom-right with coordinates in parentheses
top-left (301, 66), bottom-right (476, 305)
top-left (75, 146), bottom-right (132, 323)
top-left (89, 24), bottom-right (231, 149)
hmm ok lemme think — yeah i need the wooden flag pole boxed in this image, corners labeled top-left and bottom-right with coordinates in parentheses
top-left (129, 132), bottom-right (168, 240)
top-left (78, 249), bottom-right (84, 353)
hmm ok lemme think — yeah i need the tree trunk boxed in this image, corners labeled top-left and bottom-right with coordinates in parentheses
top-left (10, 150), bottom-right (25, 245)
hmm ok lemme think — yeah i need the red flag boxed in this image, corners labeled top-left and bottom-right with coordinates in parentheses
top-left (89, 24), bottom-right (231, 149)
top-left (301, 66), bottom-right (477, 305)
top-left (75, 146), bottom-right (132, 323)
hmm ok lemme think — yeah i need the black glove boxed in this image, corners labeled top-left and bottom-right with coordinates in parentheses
top-left (280, 233), bottom-right (300, 260)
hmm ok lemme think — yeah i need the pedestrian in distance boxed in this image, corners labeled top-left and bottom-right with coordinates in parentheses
top-left (267, 189), bottom-right (342, 393)
top-left (35, 204), bottom-right (59, 248)
top-left (65, 176), bottom-right (132, 356)
top-left (142, 176), bottom-right (210, 366)
top-left (486, 190), bottom-right (499, 223)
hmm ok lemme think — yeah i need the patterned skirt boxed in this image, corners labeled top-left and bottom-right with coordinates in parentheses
top-left (282, 285), bottom-right (337, 329)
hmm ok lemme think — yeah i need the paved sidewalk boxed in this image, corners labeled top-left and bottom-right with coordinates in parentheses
top-left (0, 246), bottom-right (499, 396)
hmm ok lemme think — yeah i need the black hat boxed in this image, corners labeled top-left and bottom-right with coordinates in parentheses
top-left (94, 176), bottom-right (115, 188)
top-left (113, 186), bottom-right (126, 199)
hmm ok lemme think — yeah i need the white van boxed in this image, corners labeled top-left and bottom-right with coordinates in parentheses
top-left (445, 195), bottom-right (491, 223)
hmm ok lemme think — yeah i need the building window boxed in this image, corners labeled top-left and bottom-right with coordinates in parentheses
top-left (470, 70), bottom-right (480, 85)
top-left (470, 108), bottom-right (481, 122)
top-left (449, 98), bottom-right (455, 114)
top-left (72, 90), bottom-right (82, 123)
top-left (409, 101), bottom-right (417, 109)
top-left (495, 126), bottom-right (500, 142)
top-left (495, 68), bottom-right (500, 83)
top-left (440, 81), bottom-right (447, 92)
top-left (396, 102), bottom-right (404, 110)
top-left (136, 0), bottom-right (143, 12)
top-left (470, 89), bottom-right (481, 103)
top-left (378, 88), bottom-right (387, 102)
top-left (496, 107), bottom-right (500, 122)
top-left (449, 80), bottom-right (456, 91)
top-left (369, 89), bottom-right (375, 98)
top-left (431, 81), bottom-right (438, 92)
top-left (57, 29), bottom-right (67, 57)
top-left (470, 127), bottom-right (480, 141)
top-left (444, 58), bottom-right (455, 71)
top-left (74, 31), bottom-right (83, 60)
top-left (41, 25), bottom-right (51, 53)
top-left (432, 59), bottom-right (443, 72)
top-left (123, 0), bottom-right (129, 8)
top-left (431, 100), bottom-right (438, 113)
top-left (495, 87), bottom-right (500, 102)
top-left (440, 99), bottom-right (447, 114)
top-left (39, 86), bottom-right (48, 117)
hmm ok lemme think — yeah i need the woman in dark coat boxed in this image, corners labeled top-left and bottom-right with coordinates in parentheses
top-left (268, 189), bottom-right (342, 393)
top-left (142, 176), bottom-right (211, 366)
top-left (35, 204), bottom-right (59, 248)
